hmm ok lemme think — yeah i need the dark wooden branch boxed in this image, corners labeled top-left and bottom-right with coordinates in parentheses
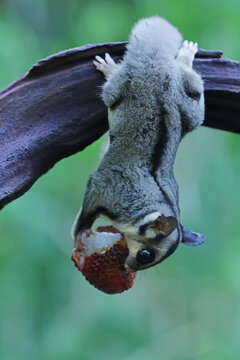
top-left (0, 42), bottom-right (239, 210)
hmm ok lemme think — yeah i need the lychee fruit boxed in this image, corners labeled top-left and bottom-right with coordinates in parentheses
top-left (72, 226), bottom-right (136, 294)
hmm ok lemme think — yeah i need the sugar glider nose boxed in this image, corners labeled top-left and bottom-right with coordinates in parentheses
top-left (124, 258), bottom-right (138, 272)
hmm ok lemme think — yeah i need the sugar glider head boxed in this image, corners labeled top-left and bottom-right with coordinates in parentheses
top-left (121, 212), bottom-right (205, 271)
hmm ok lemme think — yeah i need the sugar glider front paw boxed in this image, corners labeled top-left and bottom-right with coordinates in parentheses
top-left (93, 53), bottom-right (117, 77)
top-left (177, 40), bottom-right (198, 67)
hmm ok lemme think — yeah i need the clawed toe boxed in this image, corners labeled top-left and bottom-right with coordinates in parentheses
top-left (93, 53), bottom-right (117, 77)
top-left (177, 40), bottom-right (198, 67)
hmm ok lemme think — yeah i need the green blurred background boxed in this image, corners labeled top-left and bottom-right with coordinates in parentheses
top-left (0, 0), bottom-right (240, 359)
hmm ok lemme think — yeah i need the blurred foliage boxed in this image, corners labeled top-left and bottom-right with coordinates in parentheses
top-left (0, 0), bottom-right (240, 359)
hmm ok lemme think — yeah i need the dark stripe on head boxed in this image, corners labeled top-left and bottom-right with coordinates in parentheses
top-left (139, 223), bottom-right (148, 236)
top-left (75, 206), bottom-right (118, 234)
top-left (95, 206), bottom-right (118, 221)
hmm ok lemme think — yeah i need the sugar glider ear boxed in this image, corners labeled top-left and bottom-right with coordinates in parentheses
top-left (150, 216), bottom-right (178, 236)
top-left (182, 226), bottom-right (206, 246)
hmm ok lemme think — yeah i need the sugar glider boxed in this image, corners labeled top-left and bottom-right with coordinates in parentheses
top-left (73, 16), bottom-right (205, 271)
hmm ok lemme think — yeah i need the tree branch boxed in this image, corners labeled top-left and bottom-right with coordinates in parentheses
top-left (0, 42), bottom-right (239, 210)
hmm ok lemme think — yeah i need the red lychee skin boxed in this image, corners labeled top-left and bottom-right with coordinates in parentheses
top-left (72, 226), bottom-right (136, 294)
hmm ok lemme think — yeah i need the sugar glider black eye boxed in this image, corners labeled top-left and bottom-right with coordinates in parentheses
top-left (136, 249), bottom-right (155, 264)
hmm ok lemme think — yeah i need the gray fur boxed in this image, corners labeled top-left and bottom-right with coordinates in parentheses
top-left (73, 16), bottom-right (205, 271)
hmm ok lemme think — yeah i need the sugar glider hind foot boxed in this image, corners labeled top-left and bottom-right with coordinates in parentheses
top-left (177, 40), bottom-right (198, 67)
top-left (93, 53), bottom-right (117, 77)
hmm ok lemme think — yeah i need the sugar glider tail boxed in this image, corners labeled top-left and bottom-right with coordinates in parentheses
top-left (126, 16), bottom-right (183, 62)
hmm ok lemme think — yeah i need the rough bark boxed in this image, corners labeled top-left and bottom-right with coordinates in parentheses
top-left (0, 42), bottom-right (239, 210)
